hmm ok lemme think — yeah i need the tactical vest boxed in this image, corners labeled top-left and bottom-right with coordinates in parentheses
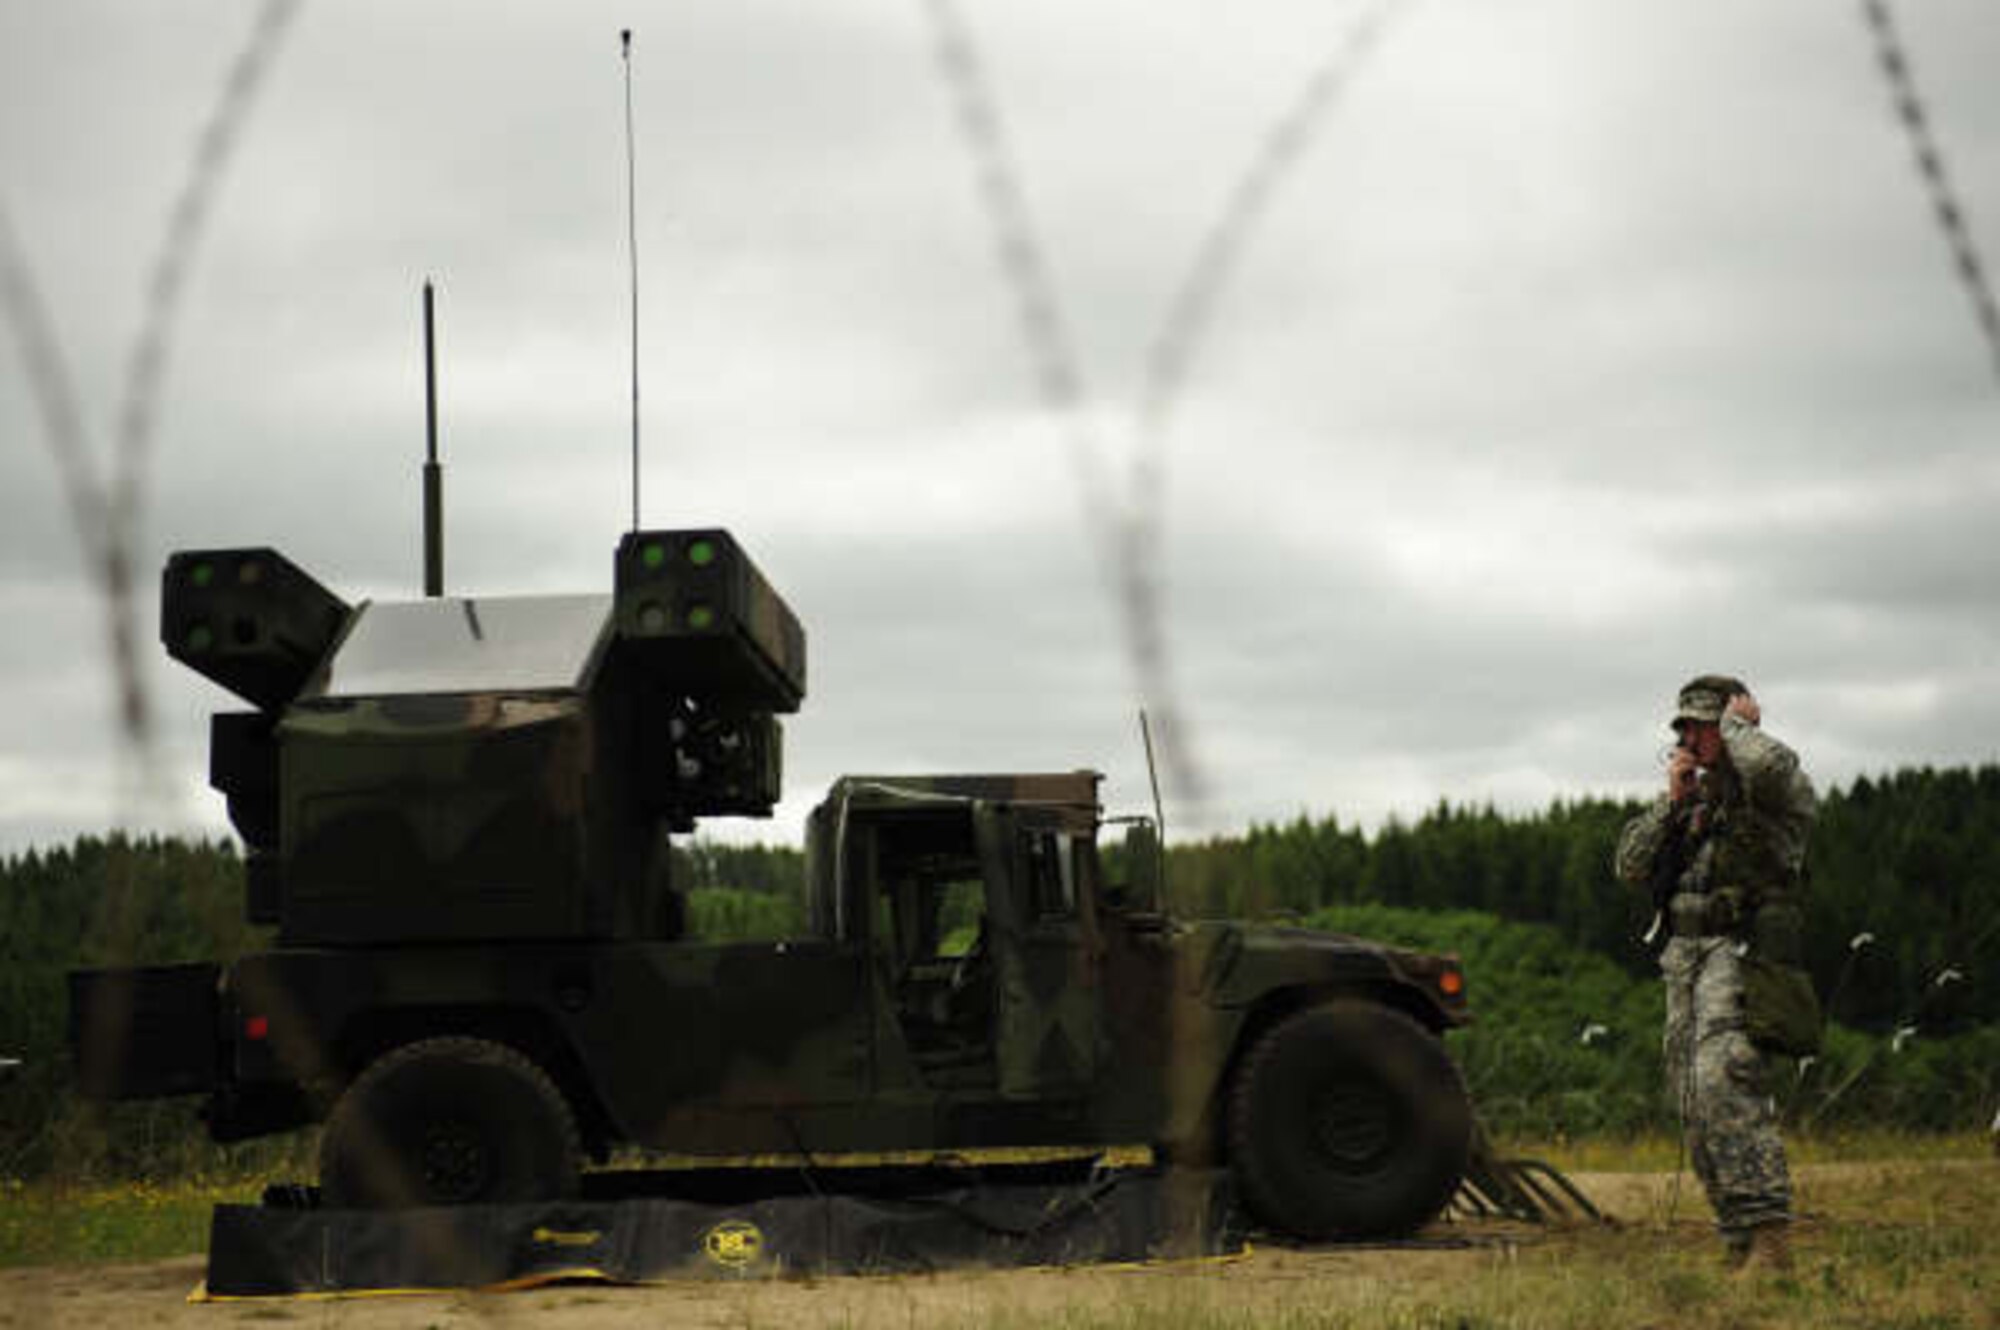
top-left (1695, 771), bottom-right (1803, 953)
top-left (1692, 769), bottom-right (1821, 1054)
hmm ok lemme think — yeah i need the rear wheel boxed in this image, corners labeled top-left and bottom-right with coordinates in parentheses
top-left (1227, 1000), bottom-right (1470, 1240)
top-left (319, 1036), bottom-right (580, 1209)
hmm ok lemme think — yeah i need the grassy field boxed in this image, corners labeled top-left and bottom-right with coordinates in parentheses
top-left (0, 1132), bottom-right (1989, 1269)
top-left (1507, 1126), bottom-right (1993, 1172)
top-left (0, 1174), bottom-right (248, 1268)
top-left (1, 1137), bottom-right (1995, 1328)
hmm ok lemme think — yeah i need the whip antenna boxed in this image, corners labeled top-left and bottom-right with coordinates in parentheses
top-left (621, 28), bottom-right (641, 531)
top-left (422, 279), bottom-right (443, 597)
top-left (1139, 708), bottom-right (1169, 909)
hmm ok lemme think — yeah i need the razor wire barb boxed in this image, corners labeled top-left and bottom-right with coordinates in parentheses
top-left (921, 0), bottom-right (1409, 817)
top-left (1861, 0), bottom-right (2000, 391)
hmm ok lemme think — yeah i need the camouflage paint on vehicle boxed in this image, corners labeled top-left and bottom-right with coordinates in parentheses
top-left (73, 529), bottom-right (1476, 1236)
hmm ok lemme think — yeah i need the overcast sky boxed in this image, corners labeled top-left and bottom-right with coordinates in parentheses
top-left (2, 1), bottom-right (1997, 856)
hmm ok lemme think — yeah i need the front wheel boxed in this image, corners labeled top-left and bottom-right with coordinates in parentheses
top-left (319, 1036), bottom-right (581, 1209)
top-left (1227, 1000), bottom-right (1470, 1240)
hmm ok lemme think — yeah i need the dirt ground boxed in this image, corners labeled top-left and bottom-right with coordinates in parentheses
top-left (0, 1170), bottom-right (1888, 1329)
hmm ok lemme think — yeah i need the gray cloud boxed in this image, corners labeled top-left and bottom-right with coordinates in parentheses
top-left (4, 1), bottom-right (1998, 855)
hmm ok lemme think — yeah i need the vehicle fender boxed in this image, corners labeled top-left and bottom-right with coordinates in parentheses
top-left (221, 949), bottom-right (615, 1157)
top-left (1206, 927), bottom-right (1466, 1030)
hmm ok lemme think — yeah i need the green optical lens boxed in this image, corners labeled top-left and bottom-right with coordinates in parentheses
top-left (687, 604), bottom-right (715, 630)
top-left (641, 542), bottom-right (667, 570)
top-left (686, 539), bottom-right (716, 568)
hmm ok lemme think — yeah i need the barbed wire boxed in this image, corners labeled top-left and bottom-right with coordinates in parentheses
top-left (919, 0), bottom-right (1121, 533)
top-left (1860, 0), bottom-right (2000, 391)
top-left (111, 0), bottom-right (307, 749)
top-left (4, 10), bottom-right (313, 1294)
top-left (920, 0), bottom-right (1210, 809)
top-left (1, 0), bottom-right (305, 760)
top-left (1135, 0), bottom-right (1410, 441)
top-left (0, 207), bottom-right (108, 564)
top-left (921, 0), bottom-right (1407, 818)
top-left (1123, 0), bottom-right (1413, 818)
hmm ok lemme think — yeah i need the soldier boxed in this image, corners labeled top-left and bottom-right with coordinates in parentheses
top-left (1615, 675), bottom-right (1818, 1274)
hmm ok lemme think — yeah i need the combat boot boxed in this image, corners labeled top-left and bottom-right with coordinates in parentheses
top-left (1732, 1222), bottom-right (1793, 1277)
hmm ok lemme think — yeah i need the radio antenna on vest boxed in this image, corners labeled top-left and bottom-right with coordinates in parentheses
top-left (621, 28), bottom-right (642, 532)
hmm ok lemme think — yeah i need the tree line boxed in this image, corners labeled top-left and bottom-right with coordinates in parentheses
top-left (1135, 765), bottom-right (2000, 1035)
top-left (2, 763), bottom-right (1994, 1175)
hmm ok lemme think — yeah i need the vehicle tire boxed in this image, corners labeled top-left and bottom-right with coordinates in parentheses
top-left (1226, 1000), bottom-right (1470, 1240)
top-left (319, 1036), bottom-right (580, 1209)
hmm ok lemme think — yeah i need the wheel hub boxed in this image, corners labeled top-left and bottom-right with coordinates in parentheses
top-left (1311, 1085), bottom-right (1394, 1169)
top-left (418, 1122), bottom-right (494, 1204)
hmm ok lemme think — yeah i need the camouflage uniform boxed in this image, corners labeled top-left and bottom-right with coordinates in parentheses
top-left (1615, 687), bottom-right (1816, 1248)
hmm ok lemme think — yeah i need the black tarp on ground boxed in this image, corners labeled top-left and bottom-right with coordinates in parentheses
top-left (204, 1167), bottom-right (1241, 1295)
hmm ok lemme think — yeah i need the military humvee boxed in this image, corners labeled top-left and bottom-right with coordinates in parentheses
top-left (72, 530), bottom-right (1473, 1239)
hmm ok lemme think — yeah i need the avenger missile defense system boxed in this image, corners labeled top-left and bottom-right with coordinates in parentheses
top-left (154, 531), bottom-right (798, 944)
top-left (72, 528), bottom-right (1479, 1240)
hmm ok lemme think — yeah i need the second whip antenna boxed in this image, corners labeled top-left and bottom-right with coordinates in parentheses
top-left (621, 28), bottom-right (642, 531)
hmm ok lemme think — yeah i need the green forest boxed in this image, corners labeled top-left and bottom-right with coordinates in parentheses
top-left (1149, 764), bottom-right (2000, 1034)
top-left (4, 765), bottom-right (1996, 1179)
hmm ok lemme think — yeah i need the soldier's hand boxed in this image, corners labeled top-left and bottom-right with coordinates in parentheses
top-left (1667, 748), bottom-right (1699, 802)
top-left (1725, 692), bottom-right (1761, 727)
